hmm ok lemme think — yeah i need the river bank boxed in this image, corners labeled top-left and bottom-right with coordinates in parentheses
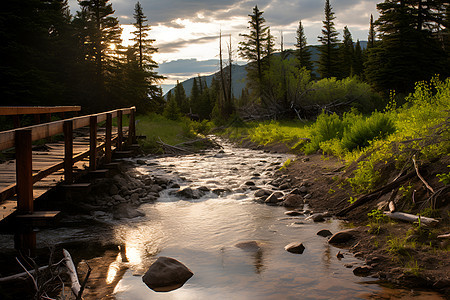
top-left (0, 135), bottom-right (448, 299)
top-left (241, 138), bottom-right (450, 298)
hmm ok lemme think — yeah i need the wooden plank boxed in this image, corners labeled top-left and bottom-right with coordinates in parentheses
top-left (0, 200), bottom-right (17, 221)
top-left (0, 106), bottom-right (81, 116)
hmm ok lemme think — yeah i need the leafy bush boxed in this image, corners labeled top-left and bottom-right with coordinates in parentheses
top-left (305, 77), bottom-right (384, 114)
top-left (342, 111), bottom-right (395, 151)
top-left (305, 112), bottom-right (347, 154)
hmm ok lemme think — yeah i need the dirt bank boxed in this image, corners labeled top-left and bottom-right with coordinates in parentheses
top-left (251, 140), bottom-right (450, 298)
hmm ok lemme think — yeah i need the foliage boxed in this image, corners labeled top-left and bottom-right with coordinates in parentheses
top-left (305, 112), bottom-right (347, 154)
top-left (304, 77), bottom-right (384, 114)
top-left (247, 120), bottom-right (310, 146)
top-left (279, 159), bottom-right (292, 171)
top-left (387, 236), bottom-right (412, 256)
top-left (341, 111), bottom-right (395, 151)
top-left (436, 166), bottom-right (450, 185)
top-left (367, 209), bottom-right (388, 235)
top-left (136, 114), bottom-right (195, 152)
top-left (346, 77), bottom-right (450, 194)
top-left (262, 55), bottom-right (311, 113)
top-left (189, 119), bottom-right (214, 135)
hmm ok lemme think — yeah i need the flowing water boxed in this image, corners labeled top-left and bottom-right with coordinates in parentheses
top-left (0, 139), bottom-right (444, 299)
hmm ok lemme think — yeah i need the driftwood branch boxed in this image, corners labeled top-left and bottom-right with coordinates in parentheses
top-left (383, 211), bottom-right (439, 226)
top-left (0, 257), bottom-right (65, 283)
top-left (337, 171), bottom-right (416, 216)
top-left (76, 262), bottom-right (91, 300)
top-left (157, 137), bottom-right (194, 154)
top-left (412, 155), bottom-right (434, 193)
top-left (63, 249), bottom-right (81, 297)
top-left (15, 257), bottom-right (39, 291)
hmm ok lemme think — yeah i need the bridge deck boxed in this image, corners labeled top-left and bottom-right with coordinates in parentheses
top-left (0, 126), bottom-right (125, 221)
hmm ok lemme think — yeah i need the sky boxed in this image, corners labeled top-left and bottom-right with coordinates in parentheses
top-left (68, 0), bottom-right (380, 93)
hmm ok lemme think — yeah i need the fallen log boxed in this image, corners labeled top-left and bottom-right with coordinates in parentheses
top-left (336, 171), bottom-right (415, 216)
top-left (383, 211), bottom-right (439, 226)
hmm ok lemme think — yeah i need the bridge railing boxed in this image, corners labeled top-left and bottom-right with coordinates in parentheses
top-left (0, 106), bottom-right (82, 128)
top-left (0, 106), bottom-right (136, 215)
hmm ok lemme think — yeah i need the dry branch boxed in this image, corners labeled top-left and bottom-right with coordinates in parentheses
top-left (412, 155), bottom-right (434, 193)
top-left (336, 171), bottom-right (416, 216)
top-left (383, 211), bottom-right (439, 226)
top-left (157, 137), bottom-right (194, 154)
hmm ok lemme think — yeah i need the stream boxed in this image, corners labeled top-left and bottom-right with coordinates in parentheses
top-left (0, 138), bottom-right (444, 299)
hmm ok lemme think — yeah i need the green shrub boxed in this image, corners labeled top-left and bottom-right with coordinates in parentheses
top-left (305, 77), bottom-right (384, 114)
top-left (305, 112), bottom-right (346, 154)
top-left (342, 111), bottom-right (395, 151)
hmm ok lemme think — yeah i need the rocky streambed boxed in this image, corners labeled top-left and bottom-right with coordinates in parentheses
top-left (0, 138), bottom-right (445, 299)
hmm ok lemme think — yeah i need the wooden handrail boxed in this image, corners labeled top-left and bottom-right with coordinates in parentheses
top-left (0, 106), bottom-right (136, 217)
top-left (0, 106), bottom-right (81, 116)
top-left (0, 107), bottom-right (134, 151)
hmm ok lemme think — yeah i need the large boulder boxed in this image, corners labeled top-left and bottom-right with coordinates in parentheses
top-left (235, 241), bottom-right (261, 252)
top-left (113, 204), bottom-right (145, 219)
top-left (264, 193), bottom-right (280, 204)
top-left (284, 242), bottom-right (305, 254)
top-left (175, 187), bottom-right (204, 199)
top-left (328, 229), bottom-right (358, 244)
top-left (142, 257), bottom-right (193, 291)
top-left (280, 194), bottom-right (303, 207)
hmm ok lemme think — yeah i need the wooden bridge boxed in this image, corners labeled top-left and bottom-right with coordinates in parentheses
top-left (0, 106), bottom-right (137, 226)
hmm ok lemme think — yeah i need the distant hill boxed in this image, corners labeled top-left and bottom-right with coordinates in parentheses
top-left (167, 64), bottom-right (248, 98)
top-left (166, 41), bottom-right (367, 98)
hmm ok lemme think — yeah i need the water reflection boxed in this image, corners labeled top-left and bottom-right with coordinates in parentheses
top-left (109, 139), bottom-right (442, 299)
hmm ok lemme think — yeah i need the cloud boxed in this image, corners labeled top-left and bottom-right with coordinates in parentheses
top-left (158, 36), bottom-right (220, 53)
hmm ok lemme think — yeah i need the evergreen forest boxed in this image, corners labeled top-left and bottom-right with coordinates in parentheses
top-left (1, 0), bottom-right (449, 122)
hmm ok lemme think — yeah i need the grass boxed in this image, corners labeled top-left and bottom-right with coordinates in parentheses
top-left (136, 114), bottom-right (195, 153)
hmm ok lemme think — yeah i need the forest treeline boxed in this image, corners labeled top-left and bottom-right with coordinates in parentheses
top-left (1, 0), bottom-right (449, 121)
top-left (1, 0), bottom-right (164, 114)
top-left (167, 0), bottom-right (450, 123)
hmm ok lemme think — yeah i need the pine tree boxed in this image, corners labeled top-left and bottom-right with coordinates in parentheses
top-left (317, 0), bottom-right (340, 78)
top-left (368, 14), bottom-right (376, 49)
top-left (74, 0), bottom-right (122, 111)
top-left (238, 5), bottom-right (270, 98)
top-left (365, 0), bottom-right (448, 93)
top-left (123, 1), bottom-right (164, 112)
top-left (174, 81), bottom-right (189, 114)
top-left (163, 91), bottom-right (180, 120)
top-left (353, 40), bottom-right (364, 77)
top-left (294, 20), bottom-right (313, 70)
top-left (0, 0), bottom-right (74, 106)
top-left (190, 77), bottom-right (201, 114)
top-left (339, 26), bottom-right (354, 78)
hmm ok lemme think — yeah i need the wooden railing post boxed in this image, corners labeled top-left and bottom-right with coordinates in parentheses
top-left (15, 130), bottom-right (33, 214)
top-left (89, 115), bottom-right (97, 171)
top-left (117, 110), bottom-right (123, 151)
top-left (63, 120), bottom-right (73, 183)
top-left (128, 108), bottom-right (136, 145)
top-left (105, 113), bottom-right (112, 163)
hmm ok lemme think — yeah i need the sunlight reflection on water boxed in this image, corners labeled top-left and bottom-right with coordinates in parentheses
top-left (108, 139), bottom-right (443, 299)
